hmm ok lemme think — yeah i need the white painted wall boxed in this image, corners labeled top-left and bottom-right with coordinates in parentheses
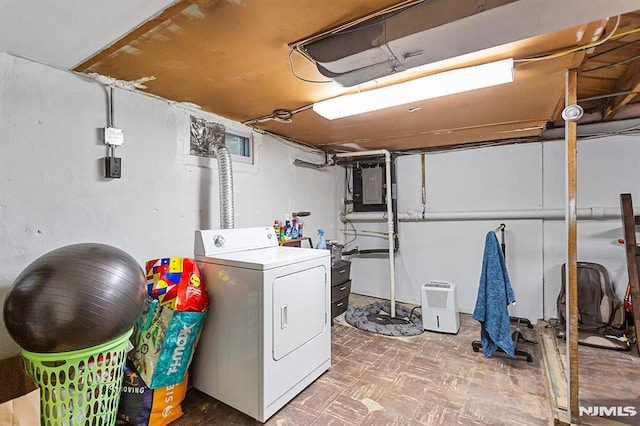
top-left (0, 51), bottom-right (342, 359)
top-left (3, 47), bottom-right (640, 359)
top-left (541, 137), bottom-right (640, 319)
top-left (346, 138), bottom-right (640, 323)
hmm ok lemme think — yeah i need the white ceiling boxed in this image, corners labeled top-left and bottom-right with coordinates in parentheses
top-left (0, 0), bottom-right (176, 69)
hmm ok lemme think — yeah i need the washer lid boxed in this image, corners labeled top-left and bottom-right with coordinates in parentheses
top-left (196, 246), bottom-right (329, 270)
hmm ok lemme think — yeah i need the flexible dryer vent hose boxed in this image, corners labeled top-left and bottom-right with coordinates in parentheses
top-left (213, 144), bottom-right (234, 229)
top-left (203, 121), bottom-right (234, 229)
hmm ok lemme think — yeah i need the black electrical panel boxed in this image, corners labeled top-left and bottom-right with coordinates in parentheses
top-left (352, 160), bottom-right (388, 212)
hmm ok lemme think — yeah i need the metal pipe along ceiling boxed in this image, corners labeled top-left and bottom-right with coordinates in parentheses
top-left (541, 116), bottom-right (640, 140)
top-left (342, 207), bottom-right (635, 222)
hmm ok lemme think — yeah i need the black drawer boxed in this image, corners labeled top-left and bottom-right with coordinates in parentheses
top-left (331, 260), bottom-right (351, 287)
top-left (331, 279), bottom-right (351, 303)
top-left (331, 295), bottom-right (349, 318)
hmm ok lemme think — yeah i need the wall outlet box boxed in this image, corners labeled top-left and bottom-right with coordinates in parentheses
top-left (105, 157), bottom-right (121, 179)
top-left (104, 127), bottom-right (124, 146)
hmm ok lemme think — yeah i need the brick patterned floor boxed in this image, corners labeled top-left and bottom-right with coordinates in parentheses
top-left (175, 294), bottom-right (553, 425)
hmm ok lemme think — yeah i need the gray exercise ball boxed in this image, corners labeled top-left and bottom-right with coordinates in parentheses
top-left (3, 243), bottom-right (146, 353)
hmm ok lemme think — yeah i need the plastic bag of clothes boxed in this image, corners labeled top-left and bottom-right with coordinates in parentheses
top-left (132, 257), bottom-right (208, 389)
top-left (145, 257), bottom-right (208, 312)
top-left (117, 358), bottom-right (187, 426)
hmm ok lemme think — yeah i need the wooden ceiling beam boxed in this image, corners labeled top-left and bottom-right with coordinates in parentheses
top-left (548, 19), bottom-right (608, 126)
top-left (602, 59), bottom-right (640, 119)
top-left (551, 51), bottom-right (588, 126)
top-left (317, 119), bottom-right (547, 151)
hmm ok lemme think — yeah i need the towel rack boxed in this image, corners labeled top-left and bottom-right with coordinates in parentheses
top-left (472, 223), bottom-right (537, 362)
top-left (497, 223), bottom-right (506, 258)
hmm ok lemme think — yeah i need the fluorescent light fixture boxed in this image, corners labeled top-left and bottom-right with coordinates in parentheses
top-left (313, 58), bottom-right (514, 120)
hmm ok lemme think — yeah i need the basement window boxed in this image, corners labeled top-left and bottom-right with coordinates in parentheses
top-left (224, 132), bottom-right (252, 163)
top-left (189, 115), bottom-right (253, 164)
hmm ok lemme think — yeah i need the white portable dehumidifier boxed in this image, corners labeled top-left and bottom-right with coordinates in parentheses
top-left (421, 280), bottom-right (459, 334)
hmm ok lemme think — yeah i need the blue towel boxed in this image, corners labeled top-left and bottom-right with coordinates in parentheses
top-left (472, 231), bottom-right (516, 358)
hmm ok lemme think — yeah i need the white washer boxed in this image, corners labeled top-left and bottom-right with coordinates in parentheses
top-left (192, 227), bottom-right (331, 422)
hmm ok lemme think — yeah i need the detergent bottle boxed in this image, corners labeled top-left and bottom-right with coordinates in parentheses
top-left (284, 215), bottom-right (292, 240)
top-left (315, 229), bottom-right (327, 250)
top-left (273, 220), bottom-right (281, 242)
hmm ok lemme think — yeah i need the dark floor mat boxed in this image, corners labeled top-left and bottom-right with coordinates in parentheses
top-left (345, 300), bottom-right (423, 336)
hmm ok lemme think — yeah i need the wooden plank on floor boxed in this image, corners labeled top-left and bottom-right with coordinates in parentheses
top-left (538, 325), bottom-right (569, 425)
top-left (620, 194), bottom-right (640, 355)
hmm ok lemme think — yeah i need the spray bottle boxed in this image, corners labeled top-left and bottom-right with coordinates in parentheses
top-left (315, 229), bottom-right (327, 250)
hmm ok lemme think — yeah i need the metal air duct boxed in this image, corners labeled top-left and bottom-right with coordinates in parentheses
top-left (298, 0), bottom-right (640, 86)
top-left (202, 121), bottom-right (235, 229)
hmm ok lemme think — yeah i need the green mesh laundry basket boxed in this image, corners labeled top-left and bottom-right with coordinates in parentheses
top-left (22, 328), bottom-right (133, 426)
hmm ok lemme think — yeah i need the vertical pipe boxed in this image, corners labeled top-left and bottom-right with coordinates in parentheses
top-left (421, 153), bottom-right (427, 218)
top-left (108, 86), bottom-right (114, 127)
top-left (343, 166), bottom-right (349, 246)
top-left (336, 150), bottom-right (396, 317)
top-left (564, 68), bottom-right (579, 423)
top-left (107, 86), bottom-right (115, 158)
top-left (384, 152), bottom-right (396, 317)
